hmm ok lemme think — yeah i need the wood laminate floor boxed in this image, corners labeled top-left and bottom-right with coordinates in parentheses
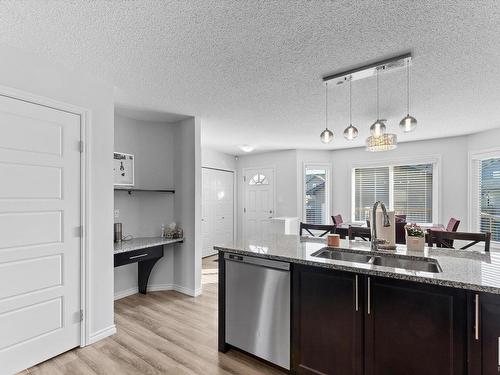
top-left (16, 255), bottom-right (284, 375)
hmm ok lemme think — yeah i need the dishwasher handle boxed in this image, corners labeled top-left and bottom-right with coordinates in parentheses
top-left (224, 252), bottom-right (290, 271)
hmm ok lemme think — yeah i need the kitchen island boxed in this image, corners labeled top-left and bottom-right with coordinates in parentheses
top-left (216, 234), bottom-right (500, 375)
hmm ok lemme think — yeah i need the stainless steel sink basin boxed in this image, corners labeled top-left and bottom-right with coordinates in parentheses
top-left (311, 249), bottom-right (372, 263)
top-left (372, 256), bottom-right (442, 273)
top-left (311, 247), bottom-right (443, 273)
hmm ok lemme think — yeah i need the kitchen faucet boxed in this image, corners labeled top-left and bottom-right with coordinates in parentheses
top-left (371, 201), bottom-right (391, 251)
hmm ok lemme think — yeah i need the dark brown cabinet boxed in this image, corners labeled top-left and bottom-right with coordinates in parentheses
top-left (469, 292), bottom-right (500, 375)
top-left (364, 276), bottom-right (467, 375)
top-left (292, 266), bottom-right (469, 375)
top-left (292, 264), bottom-right (363, 375)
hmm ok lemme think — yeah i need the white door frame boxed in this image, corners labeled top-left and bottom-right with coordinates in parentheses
top-left (0, 84), bottom-right (91, 347)
top-left (241, 166), bottom-right (276, 238)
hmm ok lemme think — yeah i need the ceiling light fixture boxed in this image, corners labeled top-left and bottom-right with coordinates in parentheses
top-left (343, 75), bottom-right (359, 140)
top-left (369, 68), bottom-right (386, 138)
top-left (239, 144), bottom-right (255, 153)
top-left (320, 82), bottom-right (334, 143)
top-left (399, 58), bottom-right (417, 132)
top-left (366, 132), bottom-right (398, 152)
top-left (322, 53), bottom-right (413, 152)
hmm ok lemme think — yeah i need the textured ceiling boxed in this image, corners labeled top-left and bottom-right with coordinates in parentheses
top-left (1, 1), bottom-right (500, 154)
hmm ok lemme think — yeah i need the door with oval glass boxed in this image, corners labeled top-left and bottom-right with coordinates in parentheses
top-left (243, 168), bottom-right (275, 241)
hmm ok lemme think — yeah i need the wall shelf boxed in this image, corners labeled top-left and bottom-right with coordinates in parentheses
top-left (114, 187), bottom-right (175, 194)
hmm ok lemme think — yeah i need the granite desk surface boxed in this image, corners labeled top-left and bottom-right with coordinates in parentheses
top-left (114, 237), bottom-right (183, 254)
top-left (215, 234), bottom-right (500, 294)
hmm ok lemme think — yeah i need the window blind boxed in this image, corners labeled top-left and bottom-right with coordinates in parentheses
top-left (479, 158), bottom-right (500, 241)
top-left (305, 167), bottom-right (328, 225)
top-left (354, 167), bottom-right (390, 221)
top-left (393, 164), bottom-right (433, 223)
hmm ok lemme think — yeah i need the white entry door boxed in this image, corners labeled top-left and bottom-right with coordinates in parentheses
top-left (0, 94), bottom-right (81, 375)
top-left (243, 168), bottom-right (275, 241)
top-left (202, 168), bottom-right (234, 257)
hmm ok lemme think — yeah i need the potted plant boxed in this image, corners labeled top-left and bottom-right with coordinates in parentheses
top-left (405, 223), bottom-right (425, 251)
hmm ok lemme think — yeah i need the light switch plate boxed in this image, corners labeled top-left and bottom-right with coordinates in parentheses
top-left (114, 209), bottom-right (120, 219)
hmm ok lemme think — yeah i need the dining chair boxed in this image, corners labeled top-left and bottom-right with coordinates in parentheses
top-left (427, 230), bottom-right (491, 252)
top-left (348, 225), bottom-right (371, 241)
top-left (446, 217), bottom-right (461, 232)
top-left (395, 221), bottom-right (407, 244)
top-left (300, 222), bottom-right (337, 237)
top-left (395, 214), bottom-right (407, 223)
top-left (331, 214), bottom-right (344, 226)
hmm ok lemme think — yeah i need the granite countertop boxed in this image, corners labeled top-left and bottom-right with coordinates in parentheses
top-left (215, 234), bottom-right (500, 294)
top-left (114, 237), bottom-right (184, 254)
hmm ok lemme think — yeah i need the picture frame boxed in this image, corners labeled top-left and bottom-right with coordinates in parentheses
top-left (113, 152), bottom-right (135, 186)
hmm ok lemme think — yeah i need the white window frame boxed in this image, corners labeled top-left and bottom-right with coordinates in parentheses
top-left (350, 155), bottom-right (441, 225)
top-left (468, 147), bottom-right (500, 247)
top-left (303, 162), bottom-right (331, 225)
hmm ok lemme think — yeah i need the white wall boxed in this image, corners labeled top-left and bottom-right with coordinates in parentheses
top-left (236, 150), bottom-right (298, 239)
top-left (331, 136), bottom-right (468, 227)
top-left (235, 128), bottom-right (500, 237)
top-left (0, 45), bottom-right (115, 342)
top-left (173, 117), bottom-right (202, 296)
top-left (202, 147), bottom-right (236, 171)
top-left (113, 115), bottom-right (176, 298)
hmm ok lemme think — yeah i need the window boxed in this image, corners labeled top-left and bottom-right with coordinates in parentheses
top-left (304, 165), bottom-right (329, 225)
top-left (353, 162), bottom-right (435, 223)
top-left (471, 154), bottom-right (500, 242)
top-left (248, 173), bottom-right (269, 185)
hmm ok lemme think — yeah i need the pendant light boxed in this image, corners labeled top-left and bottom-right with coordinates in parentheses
top-left (320, 82), bottom-right (334, 143)
top-left (343, 75), bottom-right (359, 140)
top-left (366, 132), bottom-right (398, 152)
top-left (399, 59), bottom-right (417, 132)
top-left (369, 68), bottom-right (386, 138)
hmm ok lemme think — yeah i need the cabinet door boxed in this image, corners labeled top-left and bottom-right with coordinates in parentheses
top-left (475, 292), bottom-right (500, 375)
top-left (364, 277), bottom-right (467, 375)
top-left (292, 265), bottom-right (363, 375)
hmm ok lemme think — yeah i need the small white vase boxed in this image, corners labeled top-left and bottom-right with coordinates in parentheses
top-left (406, 235), bottom-right (425, 252)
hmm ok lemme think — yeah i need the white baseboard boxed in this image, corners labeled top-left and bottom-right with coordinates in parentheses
top-left (114, 283), bottom-right (201, 300)
top-left (88, 325), bottom-right (116, 345)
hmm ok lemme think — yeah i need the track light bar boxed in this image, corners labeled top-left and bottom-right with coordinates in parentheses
top-left (322, 53), bottom-right (412, 85)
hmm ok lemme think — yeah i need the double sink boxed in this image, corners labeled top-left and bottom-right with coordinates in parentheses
top-left (311, 247), bottom-right (442, 273)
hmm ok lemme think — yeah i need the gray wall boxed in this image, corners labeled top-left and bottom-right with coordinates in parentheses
top-left (113, 115), bottom-right (176, 298)
top-left (0, 44), bottom-right (115, 342)
top-left (114, 115), bottom-right (202, 298)
top-left (173, 117), bottom-right (202, 295)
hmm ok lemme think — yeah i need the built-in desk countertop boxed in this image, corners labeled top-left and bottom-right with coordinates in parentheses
top-left (114, 237), bottom-right (183, 294)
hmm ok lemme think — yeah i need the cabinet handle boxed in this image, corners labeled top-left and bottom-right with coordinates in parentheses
top-left (475, 293), bottom-right (479, 340)
top-left (367, 277), bottom-right (371, 315)
top-left (130, 253), bottom-right (149, 260)
top-left (355, 275), bottom-right (359, 312)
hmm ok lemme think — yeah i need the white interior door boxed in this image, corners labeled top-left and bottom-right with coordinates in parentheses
top-left (0, 95), bottom-right (81, 375)
top-left (243, 168), bottom-right (275, 241)
top-left (202, 168), bottom-right (234, 257)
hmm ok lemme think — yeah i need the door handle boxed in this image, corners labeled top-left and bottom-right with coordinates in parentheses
top-left (355, 275), bottom-right (359, 312)
top-left (475, 293), bottom-right (479, 340)
top-left (367, 277), bottom-right (371, 315)
top-left (130, 253), bottom-right (149, 260)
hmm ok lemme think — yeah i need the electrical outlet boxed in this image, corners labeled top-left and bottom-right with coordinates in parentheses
top-left (114, 209), bottom-right (120, 219)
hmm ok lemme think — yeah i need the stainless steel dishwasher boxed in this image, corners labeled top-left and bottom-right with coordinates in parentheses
top-left (224, 253), bottom-right (290, 370)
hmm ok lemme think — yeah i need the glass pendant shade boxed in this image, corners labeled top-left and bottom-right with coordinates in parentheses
top-left (370, 120), bottom-right (386, 138)
top-left (320, 128), bottom-right (334, 143)
top-left (399, 114), bottom-right (417, 132)
top-left (343, 124), bottom-right (359, 140)
top-left (366, 133), bottom-right (398, 152)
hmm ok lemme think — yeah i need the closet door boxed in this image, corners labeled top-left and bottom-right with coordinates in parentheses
top-left (202, 168), bottom-right (234, 257)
